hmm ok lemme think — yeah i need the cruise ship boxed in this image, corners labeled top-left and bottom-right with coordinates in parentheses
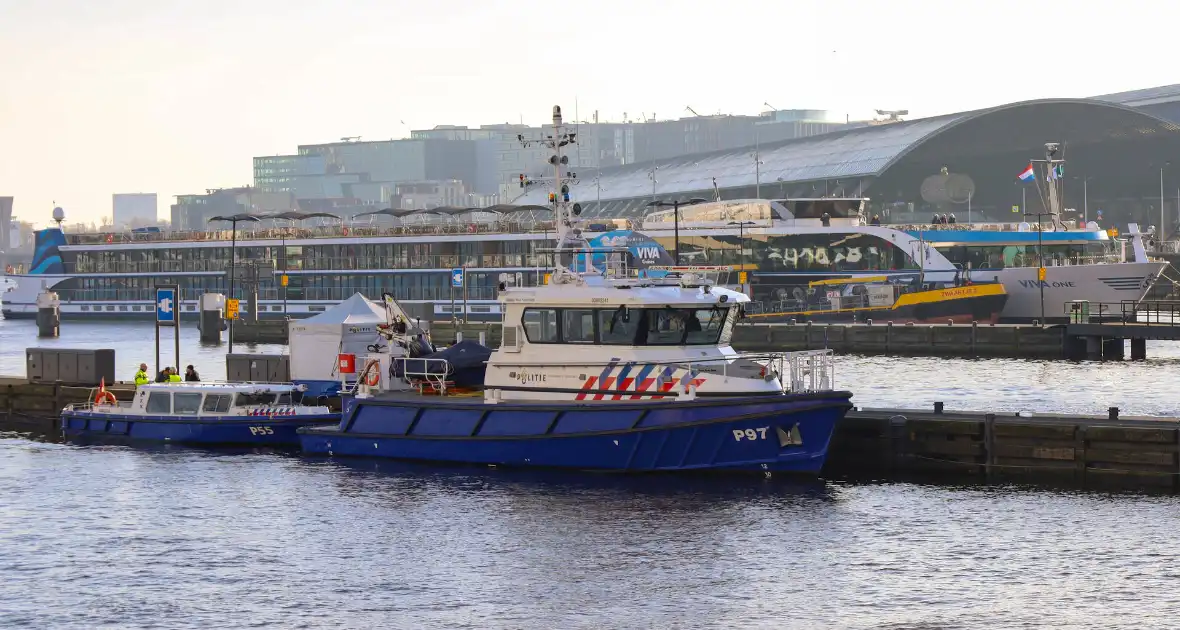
top-left (0, 198), bottom-right (1165, 324)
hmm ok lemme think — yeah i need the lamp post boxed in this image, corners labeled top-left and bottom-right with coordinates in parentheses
top-left (1024, 210), bottom-right (1051, 324)
top-left (265, 210), bottom-right (340, 319)
top-left (727, 220), bottom-right (756, 292)
top-left (645, 197), bottom-right (709, 264)
top-left (1162, 163), bottom-right (1170, 240)
top-left (208, 213), bottom-right (260, 353)
top-left (726, 220), bottom-right (756, 269)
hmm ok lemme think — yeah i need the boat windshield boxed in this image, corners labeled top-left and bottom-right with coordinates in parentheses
top-left (522, 306), bottom-right (736, 346)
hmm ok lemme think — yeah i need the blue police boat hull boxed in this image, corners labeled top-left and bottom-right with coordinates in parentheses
top-left (61, 411), bottom-right (339, 446)
top-left (298, 391), bottom-right (853, 474)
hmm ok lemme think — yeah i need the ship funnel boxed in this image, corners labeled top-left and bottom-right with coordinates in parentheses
top-left (552, 105), bottom-right (562, 126)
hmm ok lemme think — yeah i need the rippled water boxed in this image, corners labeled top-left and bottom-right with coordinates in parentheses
top-left (6, 318), bottom-right (1180, 628)
top-left (3, 438), bottom-right (1180, 629)
top-left (4, 317), bottom-right (1180, 416)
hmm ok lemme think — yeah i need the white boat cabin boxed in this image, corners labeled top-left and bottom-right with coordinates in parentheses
top-left (477, 265), bottom-right (835, 402)
top-left (81, 382), bottom-right (331, 417)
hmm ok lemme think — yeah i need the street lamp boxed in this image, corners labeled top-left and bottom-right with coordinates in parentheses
top-left (264, 210), bottom-right (340, 317)
top-left (727, 220), bottom-right (756, 292)
top-left (1024, 210), bottom-right (1051, 324)
top-left (1161, 163), bottom-right (1170, 240)
top-left (208, 213), bottom-right (260, 353)
top-left (726, 220), bottom-right (756, 269)
top-left (645, 197), bottom-right (709, 264)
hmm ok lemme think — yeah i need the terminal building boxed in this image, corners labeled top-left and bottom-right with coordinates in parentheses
top-left (515, 96), bottom-right (1180, 233)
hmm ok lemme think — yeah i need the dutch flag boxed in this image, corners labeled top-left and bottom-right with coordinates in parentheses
top-left (1017, 164), bottom-right (1035, 183)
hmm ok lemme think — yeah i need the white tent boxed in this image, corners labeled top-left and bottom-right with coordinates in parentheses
top-left (289, 293), bottom-right (387, 393)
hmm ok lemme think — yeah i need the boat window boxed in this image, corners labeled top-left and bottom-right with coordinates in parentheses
top-left (685, 308), bottom-right (727, 345)
top-left (644, 309), bottom-right (691, 345)
top-left (718, 307), bottom-right (737, 345)
top-left (173, 393), bottom-right (202, 414)
top-left (599, 308), bottom-right (640, 345)
top-left (202, 394), bottom-right (232, 413)
top-left (522, 308), bottom-right (559, 343)
top-left (642, 308), bottom-right (728, 346)
top-left (146, 392), bottom-right (171, 414)
top-left (236, 392), bottom-right (278, 406)
top-left (562, 309), bottom-right (596, 344)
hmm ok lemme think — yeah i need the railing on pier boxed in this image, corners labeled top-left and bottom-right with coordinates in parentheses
top-left (1065, 300), bottom-right (1180, 325)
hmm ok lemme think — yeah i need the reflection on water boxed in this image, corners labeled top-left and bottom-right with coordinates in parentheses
top-left (3, 438), bottom-right (1180, 629)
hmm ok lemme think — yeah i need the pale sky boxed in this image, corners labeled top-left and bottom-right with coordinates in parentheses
top-left (1, 0), bottom-right (1176, 224)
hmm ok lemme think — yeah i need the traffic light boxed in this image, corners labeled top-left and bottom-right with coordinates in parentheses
top-left (519, 174), bottom-right (525, 188)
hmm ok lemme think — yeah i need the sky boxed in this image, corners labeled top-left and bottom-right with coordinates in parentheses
top-left (1, 0), bottom-right (1178, 225)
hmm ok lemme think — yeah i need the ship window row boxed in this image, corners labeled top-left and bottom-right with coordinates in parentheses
top-left (68, 241), bottom-right (552, 274)
top-left (522, 306), bottom-right (734, 346)
top-left (55, 272), bottom-right (546, 304)
top-left (146, 392), bottom-right (287, 415)
top-left (660, 233), bottom-right (919, 272)
top-left (935, 243), bottom-right (1112, 269)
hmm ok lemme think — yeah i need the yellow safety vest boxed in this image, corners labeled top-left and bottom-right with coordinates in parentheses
top-left (168, 374), bottom-right (182, 382)
top-left (134, 370), bottom-right (150, 386)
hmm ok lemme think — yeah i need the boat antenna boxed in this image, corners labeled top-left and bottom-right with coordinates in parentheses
top-left (516, 105), bottom-right (587, 274)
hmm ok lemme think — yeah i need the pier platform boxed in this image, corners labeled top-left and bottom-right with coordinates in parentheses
top-left (830, 405), bottom-right (1180, 489)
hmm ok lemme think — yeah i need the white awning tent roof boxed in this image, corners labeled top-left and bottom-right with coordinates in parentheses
top-left (289, 293), bottom-right (387, 384)
top-left (301, 292), bottom-right (386, 325)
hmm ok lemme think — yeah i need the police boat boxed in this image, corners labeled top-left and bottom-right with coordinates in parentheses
top-left (61, 381), bottom-right (336, 446)
top-left (296, 105), bottom-right (854, 476)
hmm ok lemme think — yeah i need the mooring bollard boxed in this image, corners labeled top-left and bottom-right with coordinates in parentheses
top-left (934, 401), bottom-right (944, 414)
top-left (36, 289), bottom-right (60, 338)
top-left (1109, 406), bottom-right (1119, 421)
top-left (199, 293), bottom-right (226, 343)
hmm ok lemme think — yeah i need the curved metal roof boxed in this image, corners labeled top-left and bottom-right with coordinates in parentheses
top-left (516, 98), bottom-right (1179, 208)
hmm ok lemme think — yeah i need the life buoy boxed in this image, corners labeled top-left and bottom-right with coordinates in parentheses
top-left (342, 227), bottom-right (349, 237)
top-left (95, 391), bottom-right (117, 405)
top-left (363, 367), bottom-right (380, 386)
top-left (106, 234), bottom-right (113, 244)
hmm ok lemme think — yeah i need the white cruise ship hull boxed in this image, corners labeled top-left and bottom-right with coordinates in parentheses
top-left (2, 261), bottom-right (1166, 324)
top-left (966, 261), bottom-right (1166, 322)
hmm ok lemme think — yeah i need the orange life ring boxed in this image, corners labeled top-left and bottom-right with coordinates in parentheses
top-left (95, 391), bottom-right (117, 405)
top-left (106, 234), bottom-right (113, 244)
top-left (342, 227), bottom-right (349, 237)
top-left (363, 367), bottom-right (380, 386)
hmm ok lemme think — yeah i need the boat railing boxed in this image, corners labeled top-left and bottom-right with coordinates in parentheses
top-left (493, 349), bottom-right (837, 393)
top-left (63, 401), bottom-right (135, 412)
top-left (393, 357), bottom-right (453, 395)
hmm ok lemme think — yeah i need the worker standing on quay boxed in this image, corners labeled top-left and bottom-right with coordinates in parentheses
top-left (134, 363), bottom-right (150, 386)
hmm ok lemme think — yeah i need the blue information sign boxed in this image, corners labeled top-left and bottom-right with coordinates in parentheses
top-left (156, 287), bottom-right (177, 324)
top-left (451, 268), bottom-right (464, 288)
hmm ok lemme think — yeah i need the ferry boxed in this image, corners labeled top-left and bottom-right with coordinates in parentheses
top-left (60, 381), bottom-right (337, 446)
top-left (0, 179), bottom-right (1164, 326)
top-left (749, 275), bottom-right (1009, 324)
top-left (296, 105), bottom-right (855, 476)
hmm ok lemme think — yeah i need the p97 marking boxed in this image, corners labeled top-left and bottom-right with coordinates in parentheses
top-left (733, 427), bottom-right (769, 441)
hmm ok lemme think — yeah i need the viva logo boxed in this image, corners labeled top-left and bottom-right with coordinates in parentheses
top-left (1018, 280), bottom-right (1076, 289)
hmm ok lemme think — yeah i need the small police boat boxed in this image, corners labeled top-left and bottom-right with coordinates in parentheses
top-left (296, 105), bottom-right (854, 476)
top-left (61, 381), bottom-right (336, 446)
